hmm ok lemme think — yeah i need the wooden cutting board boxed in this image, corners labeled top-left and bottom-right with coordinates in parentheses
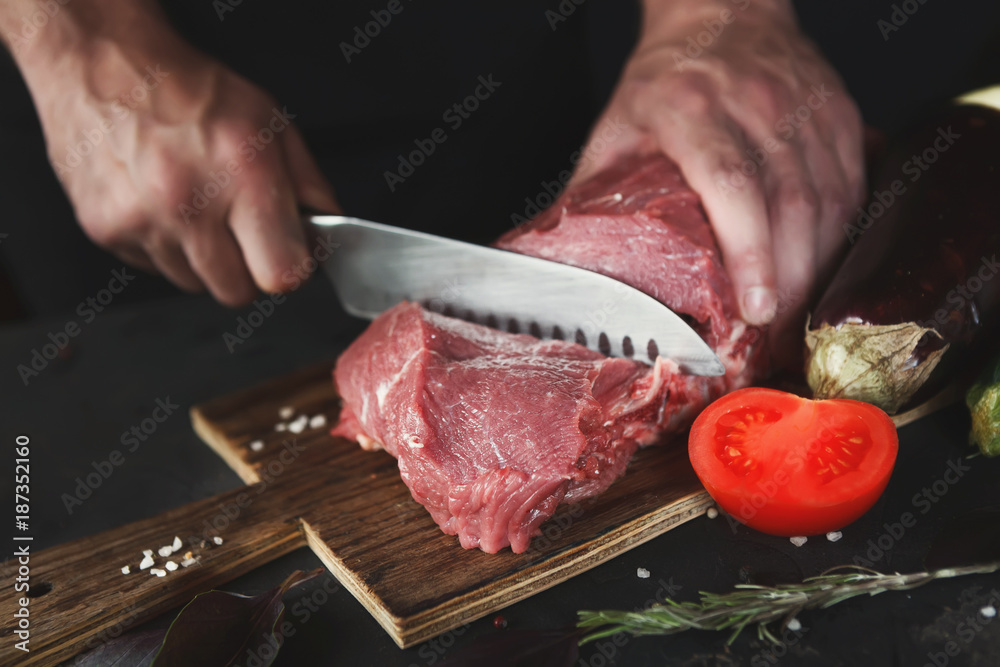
top-left (0, 361), bottom-right (710, 665)
top-left (190, 362), bottom-right (714, 646)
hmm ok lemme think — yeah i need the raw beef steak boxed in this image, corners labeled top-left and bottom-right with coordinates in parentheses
top-left (495, 154), bottom-right (765, 431)
top-left (333, 154), bottom-right (765, 553)
top-left (332, 302), bottom-right (676, 553)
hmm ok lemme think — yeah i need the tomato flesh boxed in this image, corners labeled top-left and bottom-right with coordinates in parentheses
top-left (688, 388), bottom-right (898, 536)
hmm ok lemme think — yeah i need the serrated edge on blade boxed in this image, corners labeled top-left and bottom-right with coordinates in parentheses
top-left (311, 216), bottom-right (726, 375)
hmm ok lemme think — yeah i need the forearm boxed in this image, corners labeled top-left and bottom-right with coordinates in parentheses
top-left (0, 0), bottom-right (187, 111)
top-left (637, 0), bottom-right (796, 47)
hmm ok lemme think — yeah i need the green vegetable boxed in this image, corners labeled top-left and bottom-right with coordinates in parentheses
top-left (967, 354), bottom-right (1000, 456)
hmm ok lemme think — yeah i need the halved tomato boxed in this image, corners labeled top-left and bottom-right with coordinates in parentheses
top-left (688, 388), bottom-right (898, 536)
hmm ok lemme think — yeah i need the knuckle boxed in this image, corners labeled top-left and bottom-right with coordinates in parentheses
top-left (733, 249), bottom-right (774, 281)
top-left (668, 74), bottom-right (715, 116)
top-left (819, 186), bottom-right (850, 226)
top-left (777, 185), bottom-right (820, 223)
top-left (141, 229), bottom-right (174, 255)
top-left (81, 209), bottom-right (145, 247)
top-left (183, 236), bottom-right (218, 271)
top-left (254, 264), bottom-right (289, 294)
top-left (740, 76), bottom-right (785, 118)
top-left (140, 147), bottom-right (193, 210)
top-left (214, 120), bottom-right (258, 158)
top-left (710, 151), bottom-right (760, 190)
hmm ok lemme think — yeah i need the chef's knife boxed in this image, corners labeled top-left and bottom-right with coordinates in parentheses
top-left (309, 215), bottom-right (725, 376)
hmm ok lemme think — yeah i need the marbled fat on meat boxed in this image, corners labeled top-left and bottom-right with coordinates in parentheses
top-left (333, 154), bottom-right (765, 553)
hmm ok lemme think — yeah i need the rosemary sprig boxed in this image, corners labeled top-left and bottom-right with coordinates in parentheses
top-left (578, 561), bottom-right (1000, 646)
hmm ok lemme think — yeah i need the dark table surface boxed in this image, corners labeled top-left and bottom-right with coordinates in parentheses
top-left (4, 275), bottom-right (999, 667)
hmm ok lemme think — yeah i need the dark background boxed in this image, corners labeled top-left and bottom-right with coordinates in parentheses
top-left (2, 2), bottom-right (1000, 666)
top-left (1, 0), bottom-right (999, 319)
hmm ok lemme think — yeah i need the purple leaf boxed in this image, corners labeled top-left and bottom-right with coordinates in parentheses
top-left (150, 568), bottom-right (324, 667)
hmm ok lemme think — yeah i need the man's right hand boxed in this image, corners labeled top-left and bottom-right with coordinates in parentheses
top-left (2, 0), bottom-right (339, 306)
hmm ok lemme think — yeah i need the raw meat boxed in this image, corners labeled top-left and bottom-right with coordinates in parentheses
top-left (333, 302), bottom-right (676, 553)
top-left (333, 153), bottom-right (765, 553)
top-left (495, 154), bottom-right (765, 432)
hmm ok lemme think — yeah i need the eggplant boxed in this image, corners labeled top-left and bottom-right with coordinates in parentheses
top-left (806, 85), bottom-right (1000, 413)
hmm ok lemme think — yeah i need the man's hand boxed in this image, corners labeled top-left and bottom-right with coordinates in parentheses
top-left (2, 0), bottom-right (338, 306)
top-left (573, 0), bottom-right (864, 361)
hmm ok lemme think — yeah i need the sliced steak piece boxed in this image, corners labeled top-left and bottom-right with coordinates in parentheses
top-left (333, 302), bottom-right (676, 553)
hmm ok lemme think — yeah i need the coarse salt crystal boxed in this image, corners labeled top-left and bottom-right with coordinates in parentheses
top-left (158, 546), bottom-right (174, 558)
top-left (181, 557), bottom-right (197, 568)
top-left (172, 536), bottom-right (182, 550)
top-left (288, 415), bottom-right (308, 434)
top-left (150, 568), bottom-right (167, 577)
top-left (139, 555), bottom-right (155, 570)
top-left (981, 605), bottom-right (997, 619)
top-left (275, 422), bottom-right (287, 432)
top-left (826, 531), bottom-right (843, 542)
top-left (249, 439), bottom-right (264, 452)
top-left (787, 618), bottom-right (802, 632)
top-left (636, 568), bottom-right (651, 579)
top-left (165, 561), bottom-right (178, 571)
top-left (142, 549), bottom-right (153, 557)
top-left (309, 414), bottom-right (327, 429)
top-left (213, 536), bottom-right (224, 545)
top-left (706, 508), bottom-right (719, 519)
top-left (121, 565), bottom-right (130, 575)
top-left (789, 536), bottom-right (808, 547)
top-left (279, 406), bottom-right (295, 420)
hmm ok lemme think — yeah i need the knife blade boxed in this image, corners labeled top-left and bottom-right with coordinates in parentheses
top-left (309, 215), bottom-right (725, 376)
